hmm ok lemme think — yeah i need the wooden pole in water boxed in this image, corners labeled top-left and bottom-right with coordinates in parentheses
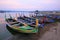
top-left (19, 13), bottom-right (20, 17)
top-left (5, 13), bottom-right (6, 19)
top-left (14, 13), bottom-right (17, 20)
top-left (36, 19), bottom-right (38, 27)
top-left (9, 14), bottom-right (12, 19)
top-left (16, 13), bottom-right (18, 17)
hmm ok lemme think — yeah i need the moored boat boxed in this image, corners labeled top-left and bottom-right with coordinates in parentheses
top-left (5, 14), bottom-right (39, 33)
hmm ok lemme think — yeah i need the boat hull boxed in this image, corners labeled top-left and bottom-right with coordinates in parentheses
top-left (6, 24), bottom-right (38, 34)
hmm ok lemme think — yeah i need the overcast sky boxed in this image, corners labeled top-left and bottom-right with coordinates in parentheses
top-left (0, 0), bottom-right (60, 11)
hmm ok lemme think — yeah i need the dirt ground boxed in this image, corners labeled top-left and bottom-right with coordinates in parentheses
top-left (39, 23), bottom-right (58, 40)
top-left (6, 22), bottom-right (60, 40)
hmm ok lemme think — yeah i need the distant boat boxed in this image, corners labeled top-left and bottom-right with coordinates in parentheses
top-left (46, 14), bottom-right (60, 22)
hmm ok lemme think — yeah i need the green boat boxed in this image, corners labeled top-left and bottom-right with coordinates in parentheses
top-left (5, 14), bottom-right (39, 33)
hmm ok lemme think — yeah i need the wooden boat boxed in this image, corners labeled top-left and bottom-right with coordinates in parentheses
top-left (5, 14), bottom-right (39, 33)
top-left (46, 14), bottom-right (60, 22)
top-left (17, 16), bottom-right (45, 28)
top-left (17, 16), bottom-right (36, 24)
top-left (38, 16), bottom-right (55, 23)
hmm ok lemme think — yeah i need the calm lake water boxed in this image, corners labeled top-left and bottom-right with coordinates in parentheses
top-left (0, 12), bottom-right (35, 40)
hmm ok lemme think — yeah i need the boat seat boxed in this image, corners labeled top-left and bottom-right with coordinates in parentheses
top-left (7, 19), bottom-right (16, 22)
top-left (28, 25), bottom-right (35, 28)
